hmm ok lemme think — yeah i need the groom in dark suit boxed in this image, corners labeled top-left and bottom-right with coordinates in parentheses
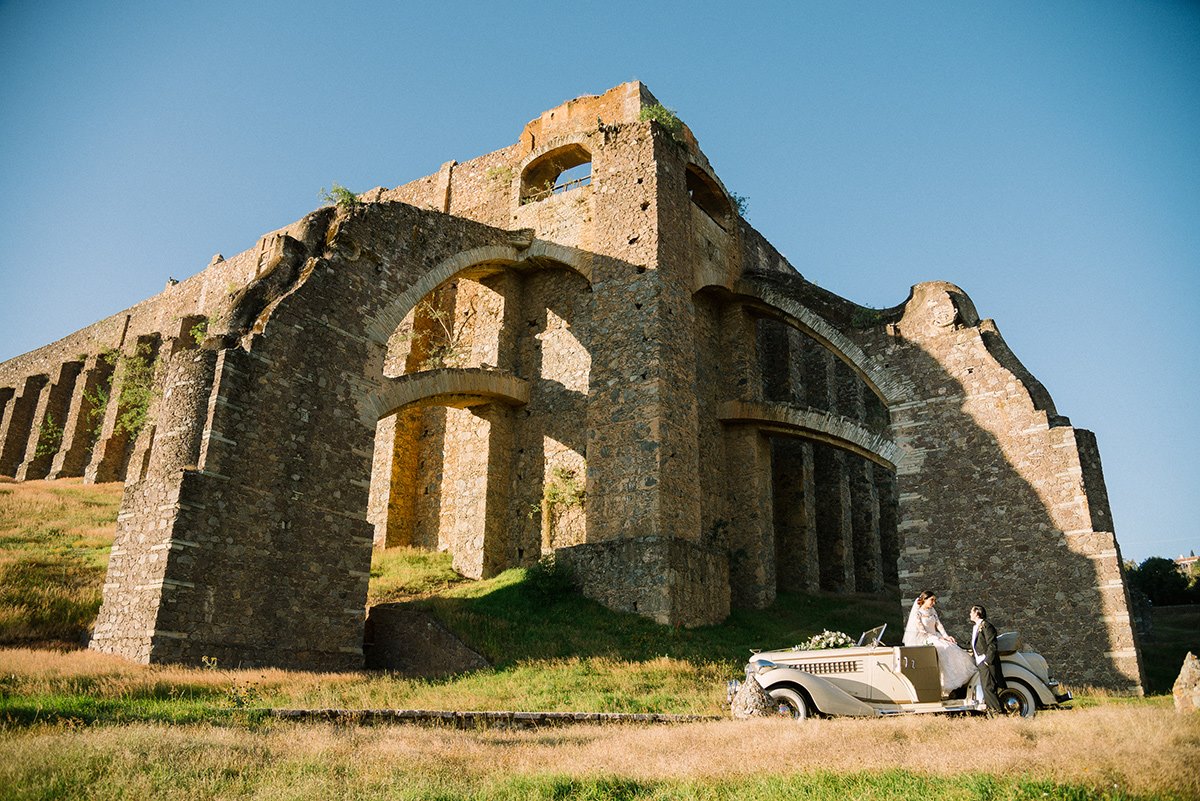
top-left (970, 605), bottom-right (1006, 714)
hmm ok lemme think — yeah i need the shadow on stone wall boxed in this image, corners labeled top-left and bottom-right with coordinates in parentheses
top-left (890, 333), bottom-right (1140, 690)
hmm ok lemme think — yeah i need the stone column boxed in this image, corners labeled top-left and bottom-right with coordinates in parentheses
top-left (756, 317), bottom-right (790, 402)
top-left (91, 348), bottom-right (220, 665)
top-left (125, 337), bottom-right (186, 484)
top-left (838, 365), bottom-right (883, 592)
top-left (439, 404), bottom-right (513, 580)
top-left (803, 347), bottom-right (856, 592)
top-left (800, 338), bottom-right (831, 413)
top-left (725, 425), bottom-right (776, 608)
top-left (48, 354), bottom-right (115, 479)
top-left (479, 403), bottom-right (515, 578)
top-left (814, 444), bottom-right (855, 592)
top-left (786, 327), bottom-right (806, 405)
top-left (723, 304), bottom-right (762, 402)
top-left (0, 387), bottom-right (14, 435)
top-left (86, 358), bottom-right (132, 483)
top-left (875, 463), bottom-right (900, 587)
top-left (0, 374), bottom-right (48, 477)
top-left (371, 406), bottom-right (421, 549)
top-left (849, 454), bottom-right (883, 592)
top-left (16, 361), bottom-right (84, 480)
top-left (367, 414), bottom-right (397, 548)
top-left (772, 437), bottom-right (819, 593)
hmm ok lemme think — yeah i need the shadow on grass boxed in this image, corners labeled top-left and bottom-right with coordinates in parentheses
top-left (401, 566), bottom-right (903, 670)
top-left (1142, 604), bottom-right (1200, 694)
top-left (0, 695), bottom-right (267, 727)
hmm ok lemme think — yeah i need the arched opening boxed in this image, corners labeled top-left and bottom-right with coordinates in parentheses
top-left (366, 259), bottom-right (592, 595)
top-left (755, 316), bottom-right (899, 596)
top-left (520, 144), bottom-right (592, 205)
top-left (686, 164), bottom-right (733, 230)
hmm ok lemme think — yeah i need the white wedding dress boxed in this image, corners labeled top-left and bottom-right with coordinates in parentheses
top-left (903, 602), bottom-right (977, 694)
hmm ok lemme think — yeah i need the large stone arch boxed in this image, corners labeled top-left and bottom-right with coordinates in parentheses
top-left (701, 280), bottom-right (905, 610)
top-left (364, 241), bottom-right (593, 350)
top-left (87, 203), bottom-right (555, 670)
top-left (362, 242), bottom-right (594, 582)
top-left (732, 276), bottom-right (914, 407)
top-left (717, 400), bottom-right (901, 469)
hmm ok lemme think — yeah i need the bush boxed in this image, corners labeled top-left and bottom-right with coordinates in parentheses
top-left (639, 103), bottom-right (683, 139)
top-left (729, 192), bottom-right (749, 219)
top-left (524, 555), bottom-right (575, 604)
top-left (319, 183), bottom-right (360, 210)
top-left (1127, 557), bottom-right (1194, 606)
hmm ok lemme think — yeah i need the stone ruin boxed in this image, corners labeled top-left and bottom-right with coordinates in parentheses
top-left (0, 83), bottom-right (1143, 690)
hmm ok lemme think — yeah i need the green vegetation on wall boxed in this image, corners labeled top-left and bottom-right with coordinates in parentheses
top-left (639, 103), bottom-right (683, 140)
top-left (319, 183), bottom-right (360, 210)
top-left (33, 414), bottom-right (64, 460)
top-left (113, 343), bottom-right (158, 439)
top-left (188, 319), bottom-right (208, 347)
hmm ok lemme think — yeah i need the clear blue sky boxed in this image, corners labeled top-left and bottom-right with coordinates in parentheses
top-left (1, 1), bottom-right (1196, 563)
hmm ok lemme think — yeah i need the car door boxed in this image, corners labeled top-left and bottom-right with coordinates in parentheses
top-left (894, 645), bottom-right (941, 703)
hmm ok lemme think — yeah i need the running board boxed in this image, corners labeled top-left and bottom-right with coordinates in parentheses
top-left (873, 701), bottom-right (984, 715)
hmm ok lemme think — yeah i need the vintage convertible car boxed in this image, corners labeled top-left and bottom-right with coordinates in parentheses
top-left (735, 624), bottom-right (1072, 719)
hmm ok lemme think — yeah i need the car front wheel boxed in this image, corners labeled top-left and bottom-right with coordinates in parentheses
top-left (768, 686), bottom-right (810, 720)
top-left (998, 682), bottom-right (1037, 718)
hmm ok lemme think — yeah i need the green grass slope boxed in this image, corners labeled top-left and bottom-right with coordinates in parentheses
top-left (0, 479), bottom-right (122, 646)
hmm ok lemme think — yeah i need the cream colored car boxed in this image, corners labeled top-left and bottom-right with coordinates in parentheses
top-left (737, 625), bottom-right (1071, 719)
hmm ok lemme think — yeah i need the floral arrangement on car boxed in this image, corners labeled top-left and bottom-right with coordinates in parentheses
top-left (792, 630), bottom-right (855, 651)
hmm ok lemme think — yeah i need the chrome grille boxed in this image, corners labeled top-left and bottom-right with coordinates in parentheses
top-left (804, 659), bottom-right (862, 675)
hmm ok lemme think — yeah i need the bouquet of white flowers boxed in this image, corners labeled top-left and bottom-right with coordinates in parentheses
top-left (792, 629), bottom-right (855, 651)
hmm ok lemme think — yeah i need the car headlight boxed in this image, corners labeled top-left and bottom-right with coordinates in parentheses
top-left (748, 658), bottom-right (778, 676)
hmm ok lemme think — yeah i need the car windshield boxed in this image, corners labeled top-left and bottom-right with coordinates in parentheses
top-left (857, 624), bottom-right (887, 647)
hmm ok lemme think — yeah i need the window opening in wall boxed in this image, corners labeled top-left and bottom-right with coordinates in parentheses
top-left (521, 144), bottom-right (592, 204)
top-left (686, 164), bottom-right (733, 230)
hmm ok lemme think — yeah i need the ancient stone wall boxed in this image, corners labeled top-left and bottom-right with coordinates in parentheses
top-left (0, 83), bottom-right (1142, 689)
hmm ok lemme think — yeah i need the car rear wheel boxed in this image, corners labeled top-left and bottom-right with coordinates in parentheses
top-left (998, 682), bottom-right (1037, 718)
top-left (768, 686), bottom-right (810, 720)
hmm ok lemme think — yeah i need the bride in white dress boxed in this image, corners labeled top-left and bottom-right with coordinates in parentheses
top-left (903, 590), bottom-right (978, 694)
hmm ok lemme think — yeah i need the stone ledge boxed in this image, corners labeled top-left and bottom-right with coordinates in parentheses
top-left (717, 399), bottom-right (901, 468)
top-left (361, 367), bottom-right (530, 424)
top-left (269, 708), bottom-right (720, 728)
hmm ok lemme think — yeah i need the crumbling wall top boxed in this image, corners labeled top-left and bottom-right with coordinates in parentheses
top-left (518, 82), bottom-right (660, 154)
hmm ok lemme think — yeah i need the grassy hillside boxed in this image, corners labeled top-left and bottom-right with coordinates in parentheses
top-left (0, 477), bottom-right (901, 670)
top-left (1, 476), bottom-right (1193, 696)
top-left (376, 549), bottom-right (902, 670)
top-left (0, 478), bottom-right (122, 646)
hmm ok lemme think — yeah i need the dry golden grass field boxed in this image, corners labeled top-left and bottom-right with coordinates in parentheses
top-left (2, 478), bottom-right (1199, 800)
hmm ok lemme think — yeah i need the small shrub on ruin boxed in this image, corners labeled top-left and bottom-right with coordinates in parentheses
top-left (851, 306), bottom-right (885, 329)
top-left (524, 554), bottom-right (575, 603)
top-left (399, 294), bottom-right (475, 371)
top-left (485, 165), bottom-right (514, 183)
top-left (189, 319), bottom-right (208, 346)
top-left (34, 414), bottom-right (64, 460)
top-left (319, 183), bottom-right (360, 210)
top-left (113, 343), bottom-right (158, 439)
top-left (543, 466), bottom-right (585, 513)
top-left (639, 103), bottom-right (684, 140)
top-left (729, 192), bottom-right (749, 219)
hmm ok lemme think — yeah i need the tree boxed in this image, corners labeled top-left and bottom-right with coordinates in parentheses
top-left (1127, 557), bottom-right (1191, 606)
